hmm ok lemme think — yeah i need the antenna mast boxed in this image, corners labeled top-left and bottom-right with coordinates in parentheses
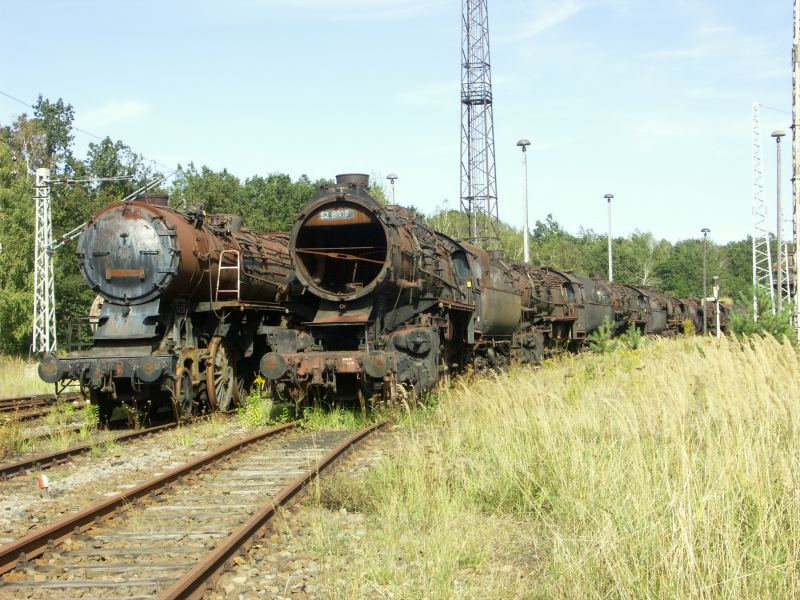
top-left (460, 0), bottom-right (499, 247)
top-left (752, 102), bottom-right (775, 318)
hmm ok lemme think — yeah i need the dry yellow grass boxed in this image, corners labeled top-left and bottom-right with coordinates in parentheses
top-left (311, 335), bottom-right (800, 599)
top-left (0, 355), bottom-right (52, 397)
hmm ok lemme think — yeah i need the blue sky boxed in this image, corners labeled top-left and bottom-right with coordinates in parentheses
top-left (0, 0), bottom-right (794, 243)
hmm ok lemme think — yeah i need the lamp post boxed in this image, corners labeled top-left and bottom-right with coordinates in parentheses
top-left (712, 275), bottom-right (721, 340)
top-left (702, 227), bottom-right (710, 334)
top-left (772, 130), bottom-right (786, 310)
top-left (386, 173), bottom-right (398, 203)
top-left (604, 194), bottom-right (614, 281)
top-left (516, 139), bottom-right (531, 263)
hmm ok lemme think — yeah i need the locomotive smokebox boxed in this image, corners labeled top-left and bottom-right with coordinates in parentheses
top-left (335, 173), bottom-right (369, 187)
top-left (290, 177), bottom-right (418, 303)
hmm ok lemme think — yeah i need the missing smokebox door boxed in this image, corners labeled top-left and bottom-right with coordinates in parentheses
top-left (295, 204), bottom-right (388, 297)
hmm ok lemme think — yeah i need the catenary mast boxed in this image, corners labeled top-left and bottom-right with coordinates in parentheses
top-left (32, 168), bottom-right (56, 353)
top-left (752, 103), bottom-right (775, 318)
top-left (460, 0), bottom-right (499, 248)
top-left (793, 0), bottom-right (800, 338)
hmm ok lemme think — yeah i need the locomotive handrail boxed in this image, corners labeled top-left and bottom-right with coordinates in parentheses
top-left (215, 249), bottom-right (241, 301)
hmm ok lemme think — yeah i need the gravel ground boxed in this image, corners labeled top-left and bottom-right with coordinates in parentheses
top-left (208, 427), bottom-right (401, 600)
top-left (0, 429), bottom-right (346, 600)
top-left (0, 416), bottom-right (251, 544)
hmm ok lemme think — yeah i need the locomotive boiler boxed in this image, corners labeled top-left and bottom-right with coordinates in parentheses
top-left (38, 194), bottom-right (298, 422)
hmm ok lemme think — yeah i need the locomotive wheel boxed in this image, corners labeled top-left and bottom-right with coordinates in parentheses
top-left (207, 336), bottom-right (236, 412)
top-left (234, 358), bottom-right (256, 405)
top-left (172, 367), bottom-right (194, 422)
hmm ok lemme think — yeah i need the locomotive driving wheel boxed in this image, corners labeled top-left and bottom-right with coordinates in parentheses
top-left (206, 336), bottom-right (237, 412)
top-left (172, 366), bottom-right (194, 422)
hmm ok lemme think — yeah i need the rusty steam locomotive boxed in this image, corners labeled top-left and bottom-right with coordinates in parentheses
top-left (39, 174), bottom-right (725, 419)
top-left (38, 194), bottom-right (306, 422)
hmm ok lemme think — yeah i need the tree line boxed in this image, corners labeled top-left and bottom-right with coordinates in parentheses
top-left (0, 96), bottom-right (759, 355)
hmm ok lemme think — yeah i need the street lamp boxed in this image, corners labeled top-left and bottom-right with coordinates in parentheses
top-left (702, 227), bottom-right (710, 334)
top-left (772, 130), bottom-right (786, 310)
top-left (604, 194), bottom-right (614, 281)
top-left (712, 275), bottom-right (721, 340)
top-left (516, 139), bottom-right (531, 263)
top-left (386, 173), bottom-right (398, 204)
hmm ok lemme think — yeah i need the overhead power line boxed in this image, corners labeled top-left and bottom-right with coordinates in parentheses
top-left (0, 88), bottom-right (175, 172)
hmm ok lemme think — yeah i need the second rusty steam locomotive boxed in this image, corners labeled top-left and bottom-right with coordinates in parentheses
top-left (39, 174), bottom-right (724, 418)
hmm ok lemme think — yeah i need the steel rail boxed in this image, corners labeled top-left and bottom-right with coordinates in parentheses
top-left (1, 408), bottom-right (51, 422)
top-left (0, 420), bottom-right (298, 576)
top-left (0, 399), bottom-right (51, 413)
top-left (0, 392), bottom-right (81, 413)
top-left (0, 422), bottom-right (179, 480)
top-left (160, 420), bottom-right (386, 600)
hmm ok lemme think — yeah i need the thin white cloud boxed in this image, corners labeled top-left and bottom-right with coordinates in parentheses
top-left (641, 46), bottom-right (709, 60)
top-left (79, 100), bottom-right (150, 128)
top-left (624, 115), bottom-right (692, 139)
top-left (640, 20), bottom-right (773, 70)
top-left (398, 81), bottom-right (456, 108)
top-left (500, 0), bottom-right (582, 42)
top-left (238, 0), bottom-right (447, 21)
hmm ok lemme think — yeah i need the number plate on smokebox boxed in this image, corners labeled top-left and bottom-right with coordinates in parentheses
top-left (319, 208), bottom-right (355, 221)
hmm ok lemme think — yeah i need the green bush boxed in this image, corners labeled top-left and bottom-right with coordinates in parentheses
top-left (237, 391), bottom-right (274, 429)
top-left (729, 288), bottom-right (794, 343)
top-left (587, 317), bottom-right (618, 353)
top-left (619, 325), bottom-right (643, 350)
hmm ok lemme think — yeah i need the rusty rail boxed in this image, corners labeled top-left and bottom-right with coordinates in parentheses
top-left (0, 421), bottom-right (298, 576)
top-left (160, 420), bottom-right (386, 599)
top-left (0, 392), bottom-right (81, 413)
top-left (0, 422), bottom-right (179, 480)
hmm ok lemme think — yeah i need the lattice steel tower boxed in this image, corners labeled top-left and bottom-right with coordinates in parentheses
top-left (460, 0), bottom-right (498, 247)
top-left (33, 167), bottom-right (57, 353)
top-left (793, 0), bottom-right (800, 337)
top-left (752, 103), bottom-right (775, 317)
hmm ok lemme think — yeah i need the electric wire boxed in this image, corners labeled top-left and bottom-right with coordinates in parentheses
top-left (0, 88), bottom-right (175, 173)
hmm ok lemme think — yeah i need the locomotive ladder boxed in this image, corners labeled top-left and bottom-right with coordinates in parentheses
top-left (215, 249), bottom-right (241, 301)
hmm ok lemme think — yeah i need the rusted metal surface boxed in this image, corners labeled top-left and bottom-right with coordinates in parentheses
top-left (0, 422), bottom-right (178, 480)
top-left (105, 266), bottom-right (145, 280)
top-left (159, 420), bottom-right (386, 600)
top-left (0, 421), bottom-right (297, 576)
top-left (290, 174), bottom-right (469, 306)
top-left (78, 199), bottom-right (291, 306)
top-left (260, 349), bottom-right (396, 383)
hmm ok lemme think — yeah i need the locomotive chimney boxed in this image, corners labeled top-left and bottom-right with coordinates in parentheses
top-left (335, 173), bottom-right (370, 187)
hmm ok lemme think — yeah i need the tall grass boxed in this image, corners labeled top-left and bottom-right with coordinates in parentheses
top-left (312, 336), bottom-right (800, 598)
top-left (0, 355), bottom-right (52, 397)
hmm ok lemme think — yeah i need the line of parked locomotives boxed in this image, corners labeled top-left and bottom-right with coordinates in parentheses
top-left (39, 173), bottom-right (731, 421)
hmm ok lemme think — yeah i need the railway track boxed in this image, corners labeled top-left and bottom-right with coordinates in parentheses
top-left (0, 422), bottom-right (178, 480)
top-left (0, 421), bottom-right (384, 598)
top-left (0, 393), bottom-right (83, 422)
